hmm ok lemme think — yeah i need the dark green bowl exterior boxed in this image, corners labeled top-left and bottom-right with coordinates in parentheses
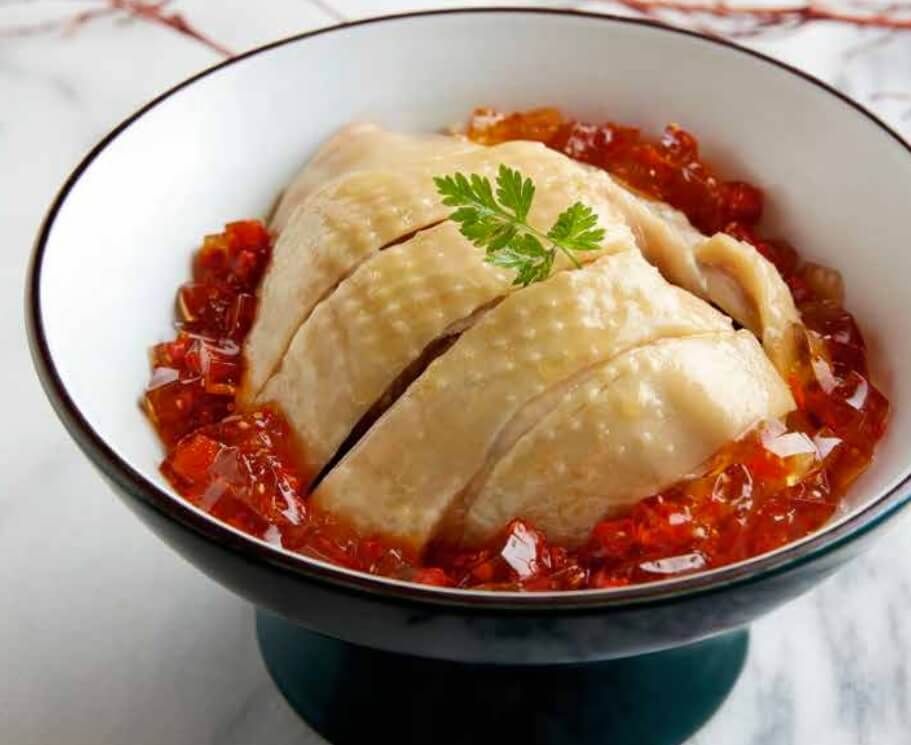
top-left (254, 610), bottom-right (750, 744)
top-left (26, 8), bottom-right (911, 666)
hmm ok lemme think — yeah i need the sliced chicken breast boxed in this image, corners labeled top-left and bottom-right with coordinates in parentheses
top-left (597, 172), bottom-right (801, 374)
top-left (312, 250), bottom-right (733, 552)
top-left (271, 124), bottom-right (479, 232)
top-left (257, 216), bottom-right (635, 477)
top-left (694, 234), bottom-right (801, 374)
top-left (460, 331), bottom-right (795, 548)
top-left (243, 140), bottom-right (636, 403)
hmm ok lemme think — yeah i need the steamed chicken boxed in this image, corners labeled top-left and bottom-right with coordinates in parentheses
top-left (145, 110), bottom-right (888, 590)
top-left (246, 124), bottom-right (796, 553)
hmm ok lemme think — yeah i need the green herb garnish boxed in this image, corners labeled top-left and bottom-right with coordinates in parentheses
top-left (433, 164), bottom-right (607, 286)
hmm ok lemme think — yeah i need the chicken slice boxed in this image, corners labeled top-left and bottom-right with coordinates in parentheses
top-left (597, 173), bottom-right (801, 374)
top-left (257, 216), bottom-right (635, 477)
top-left (694, 234), bottom-right (801, 375)
top-left (312, 250), bottom-right (733, 553)
top-left (271, 124), bottom-right (479, 232)
top-left (243, 139), bottom-right (633, 403)
top-left (460, 331), bottom-right (795, 548)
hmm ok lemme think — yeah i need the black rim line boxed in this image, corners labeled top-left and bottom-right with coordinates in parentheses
top-left (25, 7), bottom-right (911, 612)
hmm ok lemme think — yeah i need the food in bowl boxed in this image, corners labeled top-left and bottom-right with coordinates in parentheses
top-left (142, 107), bottom-right (889, 591)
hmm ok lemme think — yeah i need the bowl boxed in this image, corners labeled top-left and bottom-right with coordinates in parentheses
top-left (26, 7), bottom-right (911, 725)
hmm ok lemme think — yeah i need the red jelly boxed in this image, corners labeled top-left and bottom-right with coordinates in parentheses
top-left (143, 221), bottom-right (270, 446)
top-left (469, 108), bottom-right (765, 235)
top-left (144, 110), bottom-right (889, 591)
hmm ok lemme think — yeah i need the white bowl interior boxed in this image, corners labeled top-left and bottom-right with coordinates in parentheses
top-left (38, 11), bottom-right (911, 569)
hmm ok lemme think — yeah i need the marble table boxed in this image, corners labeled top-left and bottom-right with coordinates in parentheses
top-left (2, 2), bottom-right (910, 743)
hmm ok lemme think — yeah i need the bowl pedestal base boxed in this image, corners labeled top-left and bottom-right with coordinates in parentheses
top-left (256, 609), bottom-right (748, 745)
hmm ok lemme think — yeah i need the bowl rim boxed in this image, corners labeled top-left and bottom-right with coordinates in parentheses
top-left (26, 6), bottom-right (911, 612)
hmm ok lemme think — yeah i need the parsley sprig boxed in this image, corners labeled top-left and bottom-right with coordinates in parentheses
top-left (433, 164), bottom-right (607, 286)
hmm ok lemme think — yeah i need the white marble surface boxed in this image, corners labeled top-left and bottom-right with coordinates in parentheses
top-left (2, 2), bottom-right (911, 743)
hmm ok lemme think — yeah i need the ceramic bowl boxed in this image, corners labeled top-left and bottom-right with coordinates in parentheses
top-left (27, 9), bottom-right (911, 666)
